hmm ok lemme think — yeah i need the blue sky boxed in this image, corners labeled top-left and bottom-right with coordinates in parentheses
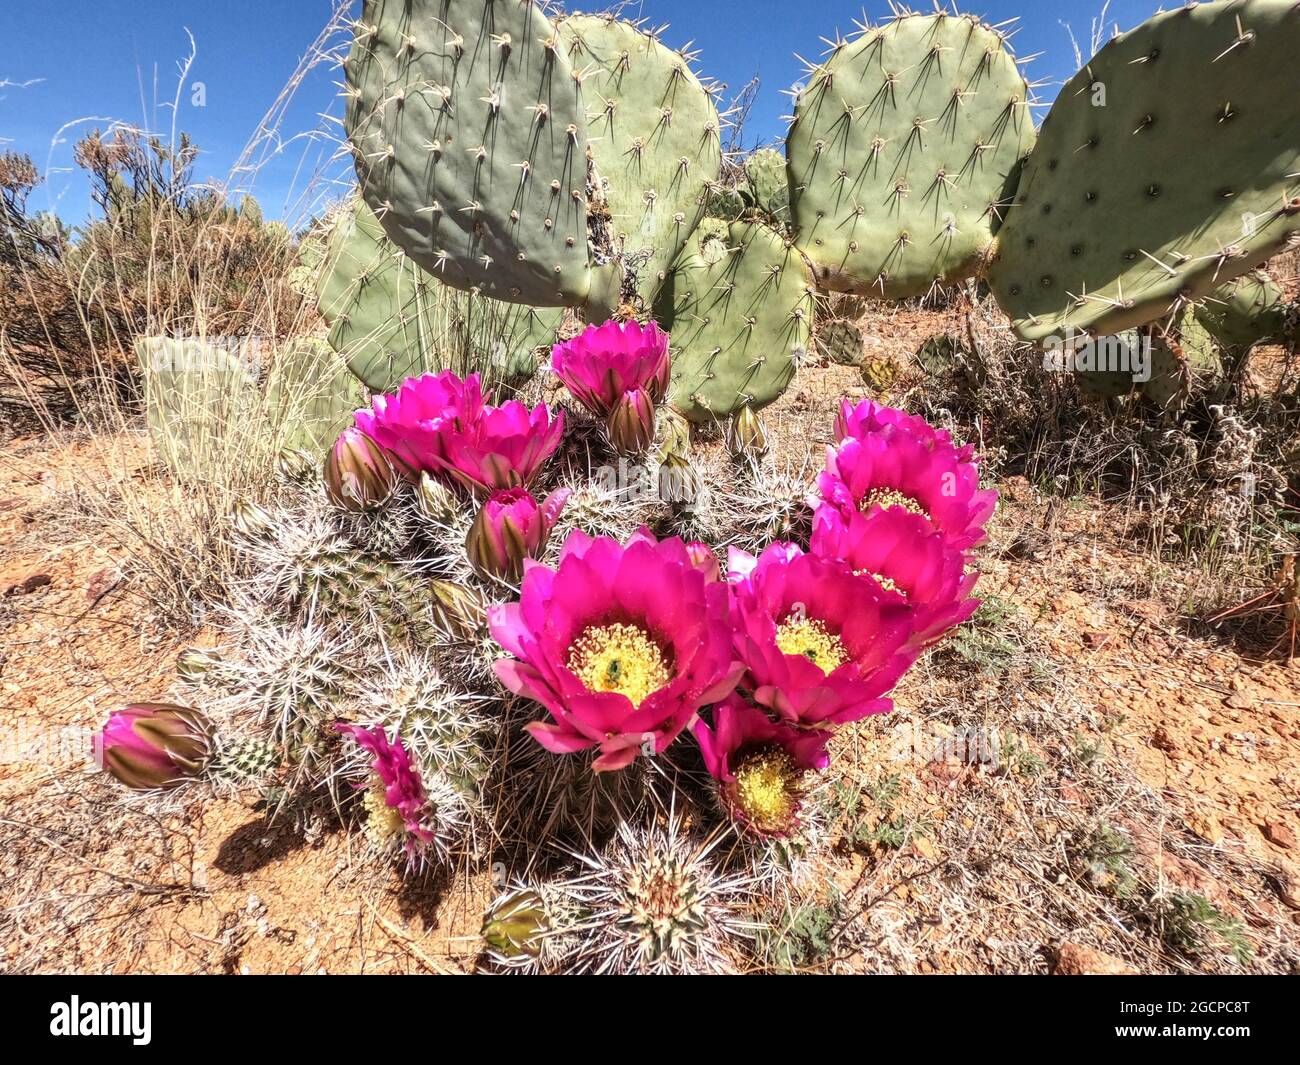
top-left (0, 0), bottom-right (1170, 226)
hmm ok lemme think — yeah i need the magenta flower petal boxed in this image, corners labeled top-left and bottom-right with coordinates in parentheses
top-left (467, 486), bottom-right (570, 583)
top-left (692, 696), bottom-right (830, 836)
top-left (818, 417), bottom-right (998, 550)
top-left (551, 319), bottom-right (671, 417)
top-left (811, 503), bottom-right (980, 648)
top-left (336, 723), bottom-right (435, 852)
top-left (489, 527), bottom-right (742, 772)
top-left (727, 542), bottom-right (920, 729)
top-left (834, 397), bottom-right (968, 454)
top-left (357, 371), bottom-right (563, 497)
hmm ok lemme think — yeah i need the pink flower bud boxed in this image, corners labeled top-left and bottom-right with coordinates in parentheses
top-left (324, 427), bottom-right (399, 512)
top-left (98, 703), bottom-right (211, 791)
top-left (466, 487), bottom-right (571, 584)
top-left (604, 388), bottom-right (657, 456)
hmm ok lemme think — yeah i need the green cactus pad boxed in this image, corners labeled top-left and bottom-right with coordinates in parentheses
top-left (744, 147), bottom-right (791, 229)
top-left (1068, 332), bottom-right (1145, 400)
top-left (915, 333), bottom-right (964, 377)
top-left (136, 338), bottom-right (257, 478)
top-left (988, 0), bottom-right (1300, 343)
top-left (657, 221), bottom-right (813, 422)
top-left (317, 197), bottom-right (449, 390)
top-left (787, 12), bottom-right (1034, 299)
top-left (317, 197), bottom-right (564, 393)
top-left (265, 339), bottom-right (366, 457)
top-left (815, 318), bottom-right (861, 366)
top-left (557, 14), bottom-right (721, 308)
top-left (1195, 270), bottom-right (1289, 353)
top-left (345, 0), bottom-right (591, 307)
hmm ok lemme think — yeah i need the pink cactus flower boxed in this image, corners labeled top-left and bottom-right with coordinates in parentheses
top-left (356, 370), bottom-right (563, 495)
top-left (818, 425), bottom-right (997, 550)
top-left (551, 319), bottom-right (671, 417)
top-left (834, 398), bottom-right (966, 454)
top-left (727, 542), bottom-right (919, 729)
top-left (693, 696), bottom-right (829, 837)
top-left (685, 541), bottom-right (722, 583)
top-left (489, 528), bottom-right (744, 772)
top-left (354, 370), bottom-right (486, 476)
top-left (467, 487), bottom-right (571, 584)
top-left (436, 398), bottom-right (565, 495)
top-left (810, 504), bottom-right (980, 649)
top-left (336, 723), bottom-right (435, 855)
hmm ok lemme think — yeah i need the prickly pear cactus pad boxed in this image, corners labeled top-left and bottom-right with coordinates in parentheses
top-left (557, 13), bottom-right (721, 307)
top-left (265, 340), bottom-right (367, 457)
top-left (657, 221), bottom-right (813, 422)
top-left (317, 197), bottom-right (449, 391)
top-left (744, 147), bottom-right (791, 229)
top-left (1195, 271), bottom-right (1289, 352)
top-left (787, 12), bottom-right (1035, 299)
top-left (988, 0), bottom-right (1300, 343)
top-left (317, 197), bottom-right (564, 392)
top-left (345, 0), bottom-right (591, 307)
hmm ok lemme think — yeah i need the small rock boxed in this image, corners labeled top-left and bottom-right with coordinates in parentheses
top-left (912, 836), bottom-right (938, 861)
top-left (1187, 813), bottom-right (1223, 846)
top-left (1080, 631), bottom-right (1111, 650)
top-left (1262, 821), bottom-right (1297, 851)
top-left (1151, 725), bottom-right (1179, 753)
top-left (85, 567), bottom-right (118, 604)
top-left (1225, 691), bottom-right (1254, 710)
top-left (2, 571), bottom-right (51, 597)
top-left (1052, 942), bottom-right (1137, 976)
top-left (1271, 862), bottom-right (1300, 910)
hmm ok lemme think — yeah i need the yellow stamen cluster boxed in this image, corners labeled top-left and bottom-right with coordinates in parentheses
top-left (775, 615), bottom-right (849, 674)
top-left (568, 623), bottom-right (672, 706)
top-left (861, 486), bottom-right (927, 518)
top-left (732, 748), bottom-right (802, 834)
top-left (363, 779), bottom-right (405, 845)
top-left (853, 569), bottom-right (903, 596)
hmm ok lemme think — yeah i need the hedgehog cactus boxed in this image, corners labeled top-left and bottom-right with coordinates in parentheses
top-left (787, 12), bottom-right (1035, 300)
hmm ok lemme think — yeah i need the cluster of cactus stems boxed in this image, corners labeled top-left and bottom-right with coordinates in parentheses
top-left (332, 0), bottom-right (1300, 431)
top-left (139, 2), bottom-right (1300, 450)
top-left (99, 0), bottom-right (1300, 974)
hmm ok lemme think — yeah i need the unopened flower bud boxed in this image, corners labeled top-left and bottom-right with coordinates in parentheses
top-left (324, 428), bottom-right (399, 512)
top-left (726, 405), bottom-right (768, 460)
top-left (466, 488), bottom-right (570, 584)
top-left (97, 703), bottom-right (212, 791)
top-left (605, 388), bottom-right (657, 456)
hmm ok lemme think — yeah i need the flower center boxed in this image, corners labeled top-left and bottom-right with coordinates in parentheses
top-left (363, 779), bottom-right (406, 845)
top-left (774, 615), bottom-right (849, 674)
top-left (860, 486), bottom-right (927, 518)
top-left (732, 747), bottom-right (802, 833)
top-left (852, 568), bottom-right (904, 597)
top-left (568, 623), bottom-right (672, 706)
